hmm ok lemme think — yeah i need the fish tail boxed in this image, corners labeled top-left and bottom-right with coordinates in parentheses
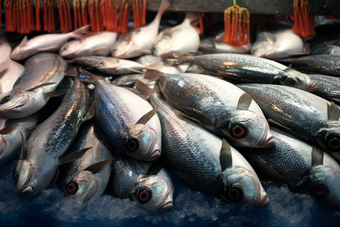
top-left (72, 24), bottom-right (91, 39)
top-left (161, 54), bottom-right (189, 66)
top-left (135, 80), bottom-right (157, 100)
top-left (154, 0), bottom-right (171, 23)
top-left (78, 68), bottom-right (103, 84)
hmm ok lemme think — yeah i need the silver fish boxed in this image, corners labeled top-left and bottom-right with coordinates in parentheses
top-left (107, 157), bottom-right (174, 212)
top-left (238, 84), bottom-right (340, 160)
top-left (58, 121), bottom-right (113, 202)
top-left (238, 128), bottom-right (340, 210)
top-left (0, 60), bottom-right (25, 97)
top-left (157, 73), bottom-right (274, 148)
top-left (79, 69), bottom-right (162, 161)
top-left (136, 85), bottom-right (269, 208)
top-left (111, 0), bottom-right (171, 58)
top-left (0, 53), bottom-right (67, 119)
top-left (59, 31), bottom-right (118, 58)
top-left (11, 25), bottom-right (90, 61)
top-left (13, 78), bottom-right (91, 195)
top-left (167, 54), bottom-right (316, 91)
top-left (0, 36), bottom-right (11, 74)
top-left (308, 74), bottom-right (340, 103)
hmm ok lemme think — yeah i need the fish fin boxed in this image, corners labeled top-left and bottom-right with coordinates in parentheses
top-left (78, 68), bottom-right (103, 84)
top-left (263, 32), bottom-right (276, 45)
top-left (146, 161), bottom-right (163, 176)
top-left (44, 89), bottom-right (68, 99)
top-left (38, 46), bottom-right (61, 52)
top-left (129, 68), bottom-right (144, 74)
top-left (72, 25), bottom-right (91, 39)
top-left (141, 49), bottom-right (152, 55)
top-left (19, 132), bottom-right (27, 160)
top-left (331, 98), bottom-right (340, 105)
top-left (311, 146), bottom-right (324, 166)
top-left (135, 105), bottom-right (161, 125)
top-left (153, 31), bottom-right (164, 46)
top-left (84, 158), bottom-right (114, 174)
top-left (26, 82), bottom-right (57, 92)
top-left (173, 109), bottom-right (200, 123)
top-left (135, 80), bottom-right (156, 99)
top-left (83, 101), bottom-right (96, 121)
top-left (143, 69), bottom-right (163, 81)
top-left (236, 93), bottom-right (252, 110)
top-left (58, 147), bottom-right (91, 165)
top-left (65, 66), bottom-right (79, 76)
top-left (267, 118), bottom-right (291, 131)
top-left (303, 43), bottom-right (310, 55)
top-left (215, 32), bottom-right (224, 42)
top-left (12, 71), bottom-right (27, 89)
top-left (18, 36), bottom-right (28, 47)
top-left (25, 124), bottom-right (40, 136)
top-left (327, 101), bottom-right (340, 121)
top-left (155, 0), bottom-right (171, 22)
top-left (92, 48), bottom-right (106, 54)
top-left (0, 124), bottom-right (19, 134)
top-left (220, 139), bottom-right (232, 172)
top-left (51, 167), bottom-right (60, 185)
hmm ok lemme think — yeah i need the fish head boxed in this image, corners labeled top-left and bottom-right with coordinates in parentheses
top-left (11, 47), bottom-right (30, 61)
top-left (251, 41), bottom-right (271, 57)
top-left (154, 36), bottom-right (172, 57)
top-left (125, 124), bottom-right (161, 161)
top-left (305, 165), bottom-right (340, 210)
top-left (61, 170), bottom-right (98, 202)
top-left (135, 175), bottom-right (174, 212)
top-left (279, 70), bottom-right (317, 92)
top-left (216, 166), bottom-right (270, 208)
top-left (0, 91), bottom-right (29, 118)
top-left (59, 41), bottom-right (81, 58)
top-left (222, 110), bottom-right (275, 148)
top-left (111, 40), bottom-right (138, 58)
top-left (314, 121), bottom-right (340, 153)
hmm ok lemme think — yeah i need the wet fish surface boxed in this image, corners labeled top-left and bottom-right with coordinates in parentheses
top-left (308, 74), bottom-right (340, 103)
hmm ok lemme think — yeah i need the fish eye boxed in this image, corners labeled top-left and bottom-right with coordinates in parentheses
top-left (137, 187), bottom-right (152, 204)
top-left (112, 47), bottom-right (117, 52)
top-left (226, 186), bottom-right (243, 202)
top-left (0, 96), bottom-right (11, 104)
top-left (66, 181), bottom-right (78, 195)
top-left (286, 78), bottom-right (298, 85)
top-left (310, 183), bottom-right (329, 198)
top-left (127, 138), bottom-right (139, 152)
top-left (327, 137), bottom-right (340, 151)
top-left (64, 45), bottom-right (69, 50)
top-left (230, 124), bottom-right (246, 138)
top-left (12, 172), bottom-right (18, 185)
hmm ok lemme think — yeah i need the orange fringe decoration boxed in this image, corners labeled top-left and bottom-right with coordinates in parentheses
top-left (81, 0), bottom-right (89, 27)
top-left (4, 0), bottom-right (15, 32)
top-left (132, 0), bottom-right (146, 28)
top-left (0, 3), bottom-right (1, 29)
top-left (118, 0), bottom-right (131, 34)
top-left (198, 14), bottom-right (204, 35)
top-left (101, 0), bottom-right (118, 31)
top-left (292, 0), bottom-right (315, 37)
top-left (43, 0), bottom-right (55, 32)
top-left (88, 0), bottom-right (101, 32)
top-left (35, 0), bottom-right (42, 31)
top-left (58, 0), bottom-right (72, 33)
top-left (223, 4), bottom-right (250, 46)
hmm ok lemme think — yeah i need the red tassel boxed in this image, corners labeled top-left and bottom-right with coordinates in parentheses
top-left (118, 0), bottom-right (131, 34)
top-left (0, 3), bottom-right (2, 29)
top-left (198, 14), bottom-right (204, 36)
top-left (292, 0), bottom-right (315, 37)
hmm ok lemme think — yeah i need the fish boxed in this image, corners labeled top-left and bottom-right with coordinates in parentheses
top-left (0, 36), bottom-right (11, 74)
top-left (166, 54), bottom-right (317, 91)
top-left (237, 128), bottom-right (340, 210)
top-left (251, 29), bottom-right (309, 59)
top-left (277, 55), bottom-right (340, 76)
top-left (155, 73), bottom-right (275, 148)
top-left (11, 25), bottom-right (90, 61)
top-left (111, 0), bottom-right (171, 58)
top-left (59, 31), bottom-right (118, 58)
top-left (135, 55), bottom-right (162, 65)
top-left (0, 60), bottom-right (25, 97)
top-left (0, 53), bottom-right (67, 119)
top-left (111, 73), bottom-right (157, 89)
top-left (308, 74), bottom-right (340, 104)
top-left (78, 69), bottom-right (162, 161)
top-left (199, 38), bottom-right (251, 54)
top-left (58, 121), bottom-right (113, 202)
top-left (154, 12), bottom-right (200, 56)
top-left (0, 113), bottom-right (39, 167)
top-left (67, 56), bottom-right (145, 75)
top-left (13, 78), bottom-right (91, 195)
top-left (107, 157), bottom-right (174, 212)
top-left (135, 83), bottom-right (269, 208)
top-left (237, 84), bottom-right (340, 160)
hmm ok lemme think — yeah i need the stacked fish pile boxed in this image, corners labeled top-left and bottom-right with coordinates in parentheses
top-left (1, 0), bottom-right (340, 219)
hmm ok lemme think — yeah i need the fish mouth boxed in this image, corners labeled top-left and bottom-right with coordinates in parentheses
top-left (257, 132), bottom-right (275, 148)
top-left (17, 161), bottom-right (35, 195)
top-left (144, 127), bottom-right (161, 161)
top-left (82, 179), bottom-right (98, 202)
top-left (1, 93), bottom-right (28, 112)
top-left (254, 192), bottom-right (270, 208)
top-left (303, 81), bottom-right (317, 92)
top-left (156, 180), bottom-right (173, 212)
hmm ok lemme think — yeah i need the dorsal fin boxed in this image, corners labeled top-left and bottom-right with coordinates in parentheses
top-left (58, 147), bottom-right (91, 165)
top-left (236, 93), bottom-right (252, 110)
top-left (327, 101), bottom-right (340, 121)
top-left (264, 32), bottom-right (276, 45)
top-left (84, 158), bottom-right (114, 174)
top-left (18, 36), bottom-right (28, 47)
top-left (220, 139), bottom-right (233, 172)
top-left (135, 106), bottom-right (161, 125)
top-left (12, 71), bottom-right (27, 89)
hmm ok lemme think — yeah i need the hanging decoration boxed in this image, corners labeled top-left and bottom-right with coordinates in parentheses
top-left (292, 0), bottom-right (315, 37)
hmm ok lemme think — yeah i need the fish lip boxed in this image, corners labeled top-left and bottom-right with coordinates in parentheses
top-left (20, 186), bottom-right (35, 195)
top-left (254, 193), bottom-right (270, 208)
top-left (18, 164), bottom-right (34, 195)
top-left (302, 81), bottom-right (317, 92)
top-left (144, 127), bottom-right (160, 161)
top-left (257, 133), bottom-right (275, 148)
top-left (82, 178), bottom-right (98, 202)
top-left (156, 180), bottom-right (172, 212)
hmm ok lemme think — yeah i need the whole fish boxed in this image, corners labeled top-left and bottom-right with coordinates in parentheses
top-left (277, 55), bottom-right (340, 76)
top-left (0, 113), bottom-right (39, 167)
top-left (0, 53), bottom-right (67, 119)
top-left (0, 36), bottom-right (11, 74)
top-left (251, 29), bottom-right (308, 59)
top-left (308, 74), bottom-right (340, 103)
top-left (136, 84), bottom-right (269, 208)
top-left (238, 128), bottom-right (340, 210)
top-left (58, 121), bottom-right (113, 202)
top-left (167, 54), bottom-right (316, 91)
top-left (111, 0), bottom-right (171, 58)
top-left (107, 157), bottom-right (174, 212)
top-left (11, 25), bottom-right (89, 61)
top-left (238, 84), bottom-right (340, 160)
top-left (0, 61), bottom-right (25, 97)
top-left (156, 73), bottom-right (274, 148)
top-left (13, 78), bottom-right (91, 195)
top-left (199, 38), bottom-right (251, 54)
top-left (79, 69), bottom-right (162, 161)
top-left (67, 56), bottom-right (145, 75)
top-left (59, 31), bottom-right (118, 58)
top-left (154, 12), bottom-right (200, 56)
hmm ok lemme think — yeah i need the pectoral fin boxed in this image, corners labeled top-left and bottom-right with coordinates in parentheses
top-left (236, 93), bottom-right (252, 110)
top-left (84, 158), bottom-right (114, 174)
top-left (327, 101), bottom-right (340, 121)
top-left (26, 82), bottom-right (57, 92)
top-left (0, 124), bottom-right (19, 134)
top-left (135, 106), bottom-right (161, 125)
top-left (58, 147), bottom-right (91, 165)
top-left (220, 139), bottom-right (233, 172)
top-left (83, 101), bottom-right (96, 121)
top-left (44, 89), bottom-right (68, 99)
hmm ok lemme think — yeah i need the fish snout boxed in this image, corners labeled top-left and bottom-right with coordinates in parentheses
top-left (254, 192), bottom-right (271, 208)
top-left (157, 196), bottom-right (173, 212)
top-left (258, 131), bottom-right (275, 148)
top-left (0, 135), bottom-right (5, 155)
top-left (16, 160), bottom-right (35, 195)
top-left (304, 81), bottom-right (318, 92)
